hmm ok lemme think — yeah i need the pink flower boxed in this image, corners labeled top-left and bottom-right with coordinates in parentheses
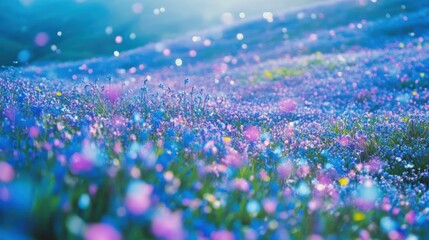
top-left (28, 126), bottom-right (40, 138)
top-left (204, 140), bottom-right (218, 154)
top-left (277, 161), bottom-right (294, 179)
top-left (309, 234), bottom-right (323, 240)
top-left (70, 153), bottom-right (94, 174)
top-left (405, 210), bottom-right (416, 224)
top-left (232, 178), bottom-right (250, 192)
top-left (222, 152), bottom-right (244, 168)
top-left (338, 136), bottom-right (351, 146)
top-left (113, 142), bottom-right (122, 154)
top-left (365, 157), bottom-right (383, 173)
top-left (104, 85), bottom-right (122, 103)
top-left (125, 181), bottom-right (153, 215)
top-left (111, 115), bottom-right (127, 127)
top-left (278, 99), bottom-right (297, 113)
top-left (359, 230), bottom-right (370, 240)
top-left (211, 230), bottom-right (235, 240)
top-left (204, 163), bottom-right (228, 177)
top-left (152, 208), bottom-right (185, 240)
top-left (0, 162), bottom-right (15, 183)
top-left (85, 223), bottom-right (122, 240)
top-left (263, 199), bottom-right (277, 214)
top-left (297, 165), bottom-right (310, 178)
top-left (244, 126), bottom-right (261, 142)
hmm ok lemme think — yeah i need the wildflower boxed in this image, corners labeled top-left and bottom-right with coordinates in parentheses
top-left (70, 153), bottom-right (94, 174)
top-left (278, 99), bottom-right (297, 113)
top-left (405, 211), bottom-right (416, 224)
top-left (338, 136), bottom-right (350, 146)
top-left (297, 164), bottom-right (310, 178)
top-left (222, 152), bottom-right (244, 168)
top-left (151, 207), bottom-right (185, 240)
top-left (85, 223), bottom-right (122, 240)
top-left (263, 199), bottom-right (278, 214)
top-left (125, 181), bottom-right (153, 215)
top-left (28, 126), bottom-right (40, 138)
top-left (244, 126), bottom-right (261, 142)
top-left (277, 161), bottom-right (294, 179)
top-left (104, 84), bottom-right (122, 103)
top-left (232, 178), bottom-right (250, 192)
top-left (353, 212), bottom-right (365, 221)
top-left (339, 177), bottom-right (349, 186)
top-left (0, 162), bottom-right (15, 183)
top-left (211, 230), bottom-right (235, 240)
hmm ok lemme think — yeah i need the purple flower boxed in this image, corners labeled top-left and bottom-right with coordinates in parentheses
top-left (405, 210), bottom-right (416, 224)
top-left (0, 162), bottom-right (15, 183)
top-left (337, 135), bottom-right (351, 146)
top-left (244, 126), bottom-right (261, 142)
top-left (104, 84), bottom-right (122, 103)
top-left (278, 99), bottom-right (297, 113)
top-left (222, 152), bottom-right (244, 168)
top-left (232, 178), bottom-right (250, 192)
top-left (151, 207), bottom-right (185, 240)
top-left (70, 153), bottom-right (94, 174)
top-left (211, 230), bottom-right (235, 240)
top-left (28, 126), bottom-right (40, 138)
top-left (277, 161), bottom-right (294, 179)
top-left (85, 223), bottom-right (122, 240)
top-left (263, 199), bottom-right (277, 214)
top-left (125, 181), bottom-right (153, 215)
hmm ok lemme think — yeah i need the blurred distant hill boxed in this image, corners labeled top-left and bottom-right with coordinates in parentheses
top-left (0, 0), bottom-right (319, 66)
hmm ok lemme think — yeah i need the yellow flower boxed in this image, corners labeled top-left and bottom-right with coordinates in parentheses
top-left (353, 212), bottom-right (365, 221)
top-left (56, 92), bottom-right (62, 97)
top-left (339, 177), bottom-right (349, 186)
top-left (264, 70), bottom-right (273, 79)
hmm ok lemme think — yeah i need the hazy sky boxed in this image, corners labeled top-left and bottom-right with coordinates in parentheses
top-left (0, 0), bottom-right (321, 65)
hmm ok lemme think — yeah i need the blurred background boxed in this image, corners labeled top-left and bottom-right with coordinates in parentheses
top-left (0, 0), bottom-right (322, 66)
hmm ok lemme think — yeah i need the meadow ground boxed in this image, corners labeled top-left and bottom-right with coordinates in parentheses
top-left (1, 0), bottom-right (429, 239)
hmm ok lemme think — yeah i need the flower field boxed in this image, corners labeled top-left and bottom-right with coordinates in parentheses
top-left (1, 0), bottom-right (429, 239)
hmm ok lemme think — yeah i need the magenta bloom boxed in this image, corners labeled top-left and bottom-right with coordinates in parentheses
top-left (70, 153), bottom-right (94, 174)
top-left (104, 85), bottom-right (122, 103)
top-left (244, 126), bottom-right (261, 142)
top-left (125, 181), bottom-right (153, 215)
top-left (232, 178), bottom-right (250, 192)
top-left (222, 152), bottom-right (244, 168)
top-left (28, 126), bottom-right (40, 138)
top-left (297, 164), bottom-right (310, 178)
top-left (0, 162), bottom-right (15, 183)
top-left (277, 161), bottom-right (294, 179)
top-left (359, 230), bottom-right (371, 240)
top-left (113, 141), bottom-right (122, 154)
top-left (263, 199), bottom-right (278, 214)
top-left (405, 211), bottom-right (416, 224)
top-left (278, 99), bottom-right (297, 113)
top-left (85, 223), bottom-right (122, 240)
top-left (151, 208), bottom-right (185, 240)
top-left (365, 157), bottom-right (383, 173)
top-left (211, 230), bottom-right (235, 240)
top-left (338, 136), bottom-right (351, 146)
